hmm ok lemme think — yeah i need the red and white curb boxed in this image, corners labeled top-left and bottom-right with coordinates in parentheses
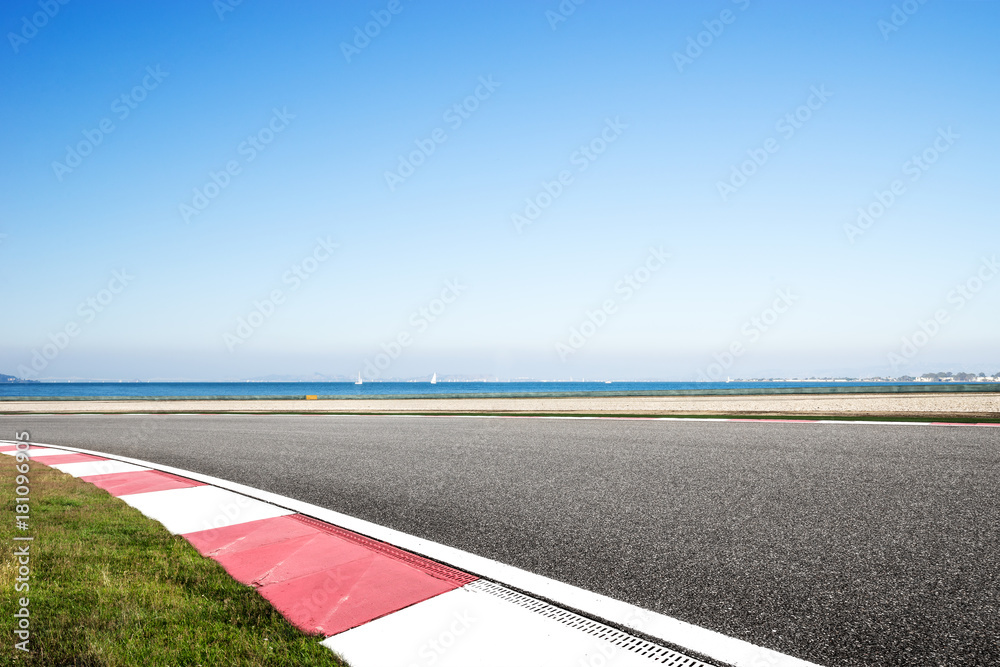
top-left (2, 440), bottom-right (820, 667)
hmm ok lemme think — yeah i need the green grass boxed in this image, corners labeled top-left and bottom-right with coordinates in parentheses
top-left (0, 453), bottom-right (347, 666)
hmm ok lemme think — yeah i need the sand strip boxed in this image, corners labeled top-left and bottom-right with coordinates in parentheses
top-left (1, 393), bottom-right (998, 419)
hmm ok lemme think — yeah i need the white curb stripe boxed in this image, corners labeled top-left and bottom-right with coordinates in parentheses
top-left (324, 582), bottom-right (699, 667)
top-left (50, 459), bottom-right (149, 477)
top-left (118, 485), bottom-right (294, 536)
top-left (5, 439), bottom-right (819, 667)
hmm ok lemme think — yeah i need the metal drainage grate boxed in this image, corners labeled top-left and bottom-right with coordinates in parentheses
top-left (466, 579), bottom-right (713, 667)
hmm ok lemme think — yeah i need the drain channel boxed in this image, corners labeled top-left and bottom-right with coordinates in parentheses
top-left (467, 579), bottom-right (715, 666)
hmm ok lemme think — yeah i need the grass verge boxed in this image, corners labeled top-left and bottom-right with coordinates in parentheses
top-left (0, 452), bottom-right (346, 666)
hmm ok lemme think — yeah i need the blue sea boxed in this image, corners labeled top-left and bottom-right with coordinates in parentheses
top-left (0, 381), bottom-right (947, 400)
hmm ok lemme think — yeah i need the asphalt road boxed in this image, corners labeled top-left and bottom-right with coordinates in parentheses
top-left (5, 415), bottom-right (998, 666)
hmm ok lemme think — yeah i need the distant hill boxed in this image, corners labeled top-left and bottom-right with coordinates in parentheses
top-left (1, 373), bottom-right (36, 383)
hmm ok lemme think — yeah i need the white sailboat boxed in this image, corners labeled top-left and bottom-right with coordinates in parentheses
top-left (355, 372), bottom-right (363, 385)
top-left (430, 373), bottom-right (437, 384)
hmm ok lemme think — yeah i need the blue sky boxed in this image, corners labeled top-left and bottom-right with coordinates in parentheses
top-left (1, 0), bottom-right (997, 381)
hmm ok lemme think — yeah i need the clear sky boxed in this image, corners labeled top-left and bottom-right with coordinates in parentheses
top-left (2, 0), bottom-right (997, 381)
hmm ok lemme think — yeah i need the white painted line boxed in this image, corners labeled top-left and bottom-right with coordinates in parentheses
top-left (3, 439), bottom-right (819, 667)
top-left (50, 459), bottom-right (149, 477)
top-left (118, 485), bottom-right (294, 535)
top-left (324, 583), bottom-right (680, 667)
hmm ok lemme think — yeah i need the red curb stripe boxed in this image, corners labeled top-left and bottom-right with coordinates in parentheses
top-left (218, 531), bottom-right (373, 588)
top-left (181, 514), bottom-right (475, 637)
top-left (256, 554), bottom-right (458, 637)
top-left (290, 514), bottom-right (478, 587)
top-left (184, 515), bottom-right (318, 557)
top-left (80, 470), bottom-right (206, 496)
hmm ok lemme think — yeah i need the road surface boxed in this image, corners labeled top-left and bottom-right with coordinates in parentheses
top-left (5, 414), bottom-right (997, 666)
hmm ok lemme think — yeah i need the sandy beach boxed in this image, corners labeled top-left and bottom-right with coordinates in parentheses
top-left (2, 392), bottom-right (998, 419)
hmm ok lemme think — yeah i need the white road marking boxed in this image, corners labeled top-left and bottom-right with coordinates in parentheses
top-left (50, 459), bottom-right (149, 477)
top-left (118, 485), bottom-right (294, 535)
